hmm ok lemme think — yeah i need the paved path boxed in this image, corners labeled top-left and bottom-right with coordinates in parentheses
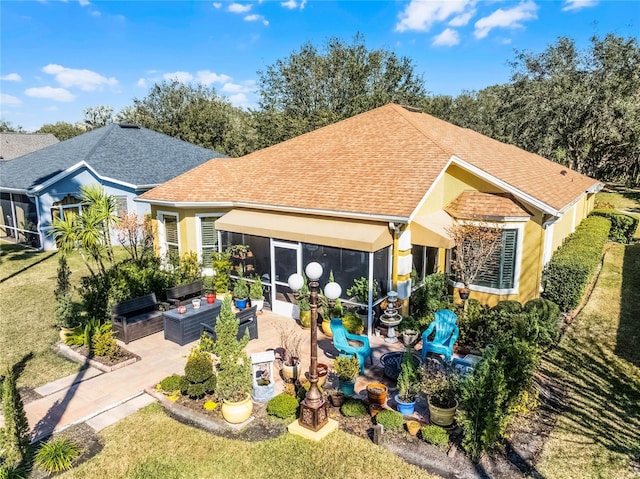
top-left (9, 311), bottom-right (404, 441)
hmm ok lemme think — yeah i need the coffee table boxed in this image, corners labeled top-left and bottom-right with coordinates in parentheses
top-left (163, 300), bottom-right (222, 346)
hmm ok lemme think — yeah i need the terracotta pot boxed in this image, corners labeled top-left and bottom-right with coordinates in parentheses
top-left (221, 394), bottom-right (254, 424)
top-left (329, 392), bottom-right (345, 407)
top-left (406, 420), bottom-right (421, 436)
top-left (428, 400), bottom-right (458, 427)
top-left (366, 382), bottom-right (388, 406)
top-left (458, 288), bottom-right (470, 300)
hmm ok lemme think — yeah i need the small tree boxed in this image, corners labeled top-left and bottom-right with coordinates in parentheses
top-left (446, 220), bottom-right (503, 291)
top-left (0, 366), bottom-right (30, 469)
top-left (116, 212), bottom-right (155, 264)
top-left (213, 298), bottom-right (252, 402)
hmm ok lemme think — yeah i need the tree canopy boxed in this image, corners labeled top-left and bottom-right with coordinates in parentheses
top-left (36, 122), bottom-right (85, 141)
top-left (255, 33), bottom-right (427, 147)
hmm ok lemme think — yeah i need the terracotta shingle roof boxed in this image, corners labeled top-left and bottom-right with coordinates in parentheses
top-left (445, 191), bottom-right (532, 220)
top-left (139, 104), bottom-right (601, 219)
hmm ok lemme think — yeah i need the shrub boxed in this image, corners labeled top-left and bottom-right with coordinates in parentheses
top-left (542, 216), bottom-right (611, 311)
top-left (183, 348), bottom-right (215, 399)
top-left (333, 355), bottom-right (360, 382)
top-left (0, 366), bottom-right (29, 468)
top-left (341, 311), bottom-right (364, 334)
top-left (375, 409), bottom-right (404, 430)
top-left (34, 437), bottom-right (81, 473)
top-left (340, 399), bottom-right (368, 417)
top-left (410, 272), bottom-right (450, 320)
top-left (523, 298), bottom-right (562, 346)
top-left (491, 300), bottom-right (523, 314)
top-left (159, 374), bottom-right (184, 393)
top-left (266, 393), bottom-right (299, 419)
top-left (91, 323), bottom-right (121, 360)
top-left (420, 425), bottom-right (449, 448)
top-left (589, 209), bottom-right (639, 243)
top-left (455, 299), bottom-right (488, 348)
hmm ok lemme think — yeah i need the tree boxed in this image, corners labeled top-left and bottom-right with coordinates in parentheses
top-left (125, 80), bottom-right (256, 156)
top-left (116, 212), bottom-right (155, 264)
top-left (255, 33), bottom-right (427, 146)
top-left (83, 105), bottom-right (114, 129)
top-left (79, 184), bottom-right (120, 264)
top-left (0, 120), bottom-right (24, 133)
top-left (36, 122), bottom-right (84, 141)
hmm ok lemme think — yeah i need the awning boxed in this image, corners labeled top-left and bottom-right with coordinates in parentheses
top-left (411, 210), bottom-right (455, 249)
top-left (216, 209), bottom-right (393, 252)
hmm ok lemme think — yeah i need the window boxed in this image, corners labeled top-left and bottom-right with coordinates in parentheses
top-left (115, 196), bottom-right (128, 218)
top-left (199, 216), bottom-right (217, 270)
top-left (51, 194), bottom-right (83, 222)
top-left (473, 229), bottom-right (518, 290)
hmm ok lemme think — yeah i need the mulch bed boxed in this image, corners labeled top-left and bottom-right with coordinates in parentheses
top-left (67, 344), bottom-right (139, 368)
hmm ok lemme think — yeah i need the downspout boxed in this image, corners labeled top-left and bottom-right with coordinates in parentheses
top-left (389, 222), bottom-right (399, 290)
top-left (367, 251), bottom-right (374, 337)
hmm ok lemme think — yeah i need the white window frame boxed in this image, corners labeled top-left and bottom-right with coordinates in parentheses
top-left (157, 210), bottom-right (180, 265)
top-left (195, 213), bottom-right (223, 275)
top-left (447, 220), bottom-right (525, 296)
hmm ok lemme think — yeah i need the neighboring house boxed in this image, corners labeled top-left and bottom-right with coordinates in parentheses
top-left (137, 104), bottom-right (603, 332)
top-left (0, 123), bottom-right (224, 250)
top-left (0, 132), bottom-right (59, 160)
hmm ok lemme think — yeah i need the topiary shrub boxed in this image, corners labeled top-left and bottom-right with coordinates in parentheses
top-left (542, 216), bottom-right (611, 312)
top-left (523, 298), bottom-right (562, 346)
top-left (491, 300), bottom-right (523, 314)
top-left (340, 399), bottom-right (368, 417)
top-left (589, 209), bottom-right (639, 243)
top-left (375, 409), bottom-right (403, 430)
top-left (266, 393), bottom-right (299, 419)
top-left (183, 348), bottom-right (215, 399)
top-left (420, 425), bottom-right (449, 448)
top-left (35, 436), bottom-right (81, 473)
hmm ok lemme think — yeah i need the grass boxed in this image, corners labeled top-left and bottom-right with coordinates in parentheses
top-left (0, 244), bottom-right (86, 387)
top-left (58, 402), bottom-right (438, 479)
top-left (536, 243), bottom-right (640, 478)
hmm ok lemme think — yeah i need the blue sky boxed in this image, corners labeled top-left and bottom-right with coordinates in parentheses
top-left (1, 0), bottom-right (638, 131)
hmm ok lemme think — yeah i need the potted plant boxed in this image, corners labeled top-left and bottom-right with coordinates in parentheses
top-left (446, 221), bottom-right (502, 301)
top-left (233, 276), bottom-right (249, 309)
top-left (395, 348), bottom-right (422, 416)
top-left (319, 287), bottom-right (343, 337)
top-left (346, 276), bottom-right (380, 314)
top-left (212, 252), bottom-right (232, 300)
top-left (298, 296), bottom-right (311, 328)
top-left (249, 276), bottom-right (264, 313)
top-left (397, 315), bottom-right (420, 347)
top-left (203, 275), bottom-right (216, 303)
top-left (333, 355), bottom-right (360, 396)
top-left (213, 297), bottom-right (253, 423)
top-left (366, 382), bottom-right (388, 406)
top-left (326, 388), bottom-right (345, 407)
top-left (277, 324), bottom-right (303, 383)
top-left (422, 360), bottom-right (460, 427)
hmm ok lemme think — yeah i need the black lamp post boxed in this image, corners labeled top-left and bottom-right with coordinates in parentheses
top-left (288, 262), bottom-right (341, 432)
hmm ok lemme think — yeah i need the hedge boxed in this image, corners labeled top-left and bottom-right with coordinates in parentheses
top-left (588, 209), bottom-right (639, 244)
top-left (541, 216), bottom-right (611, 312)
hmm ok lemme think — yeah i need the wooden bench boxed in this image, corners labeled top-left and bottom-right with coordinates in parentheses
top-left (111, 293), bottom-right (168, 344)
top-left (200, 305), bottom-right (259, 342)
top-left (165, 279), bottom-right (204, 308)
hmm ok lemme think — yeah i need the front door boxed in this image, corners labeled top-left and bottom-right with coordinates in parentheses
top-left (271, 241), bottom-right (301, 317)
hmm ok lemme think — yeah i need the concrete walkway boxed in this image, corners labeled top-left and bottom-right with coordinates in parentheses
top-left (17, 311), bottom-right (405, 441)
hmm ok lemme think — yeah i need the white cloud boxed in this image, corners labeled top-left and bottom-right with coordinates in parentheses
top-left (221, 81), bottom-right (256, 93)
top-left (90, 9), bottom-right (101, 16)
top-left (25, 86), bottom-right (75, 102)
top-left (1, 73), bottom-right (22, 82)
top-left (396, 0), bottom-right (476, 32)
top-left (162, 71), bottom-right (194, 83)
top-left (226, 93), bottom-right (251, 109)
top-left (42, 64), bottom-right (118, 91)
top-left (562, 0), bottom-right (598, 11)
top-left (0, 93), bottom-right (22, 106)
top-left (432, 28), bottom-right (461, 46)
top-left (78, 0), bottom-right (90, 6)
top-left (213, 2), bottom-right (222, 8)
top-left (228, 3), bottom-right (252, 13)
top-left (196, 70), bottom-right (232, 86)
top-left (449, 10), bottom-right (475, 27)
top-left (136, 78), bottom-right (147, 88)
top-left (281, 0), bottom-right (306, 9)
top-left (244, 14), bottom-right (268, 25)
top-left (474, 1), bottom-right (538, 39)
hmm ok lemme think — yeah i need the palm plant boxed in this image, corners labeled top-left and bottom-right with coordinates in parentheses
top-left (79, 184), bottom-right (121, 264)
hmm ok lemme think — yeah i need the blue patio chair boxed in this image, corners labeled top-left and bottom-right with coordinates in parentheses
top-left (420, 309), bottom-right (459, 363)
top-left (330, 318), bottom-right (372, 375)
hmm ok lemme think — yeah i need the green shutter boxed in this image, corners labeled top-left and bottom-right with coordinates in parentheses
top-left (499, 229), bottom-right (517, 289)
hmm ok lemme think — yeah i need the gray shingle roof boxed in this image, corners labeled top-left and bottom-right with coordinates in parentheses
top-left (0, 124), bottom-right (225, 191)
top-left (0, 133), bottom-right (59, 161)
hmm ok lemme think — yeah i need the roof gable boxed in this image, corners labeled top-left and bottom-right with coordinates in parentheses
top-left (0, 124), bottom-right (225, 192)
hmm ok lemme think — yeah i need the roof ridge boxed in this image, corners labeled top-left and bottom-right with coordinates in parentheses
top-left (81, 124), bottom-right (116, 166)
top-left (389, 104), bottom-right (454, 159)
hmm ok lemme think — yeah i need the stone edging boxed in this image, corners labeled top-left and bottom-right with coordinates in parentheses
top-left (55, 342), bottom-right (140, 373)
